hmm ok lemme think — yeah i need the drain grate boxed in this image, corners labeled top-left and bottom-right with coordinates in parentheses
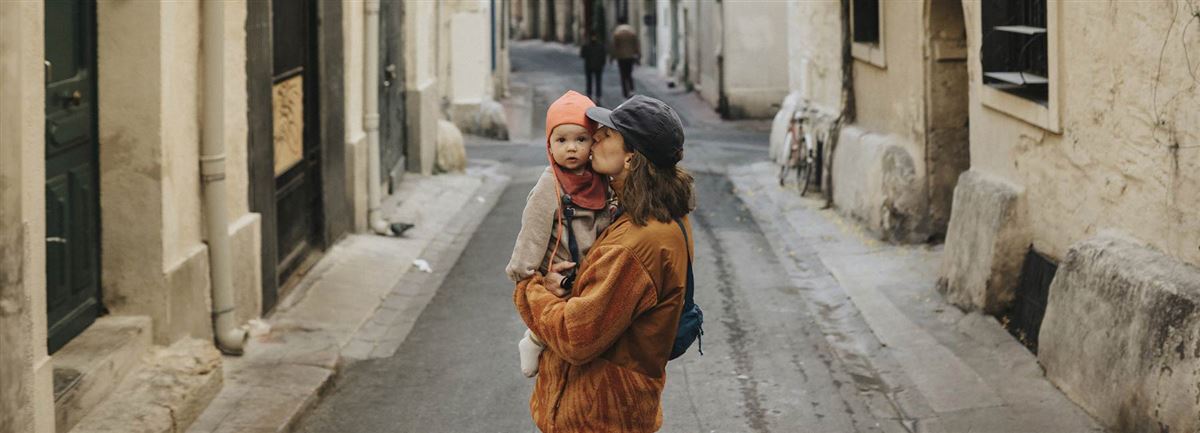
top-left (1000, 248), bottom-right (1058, 353)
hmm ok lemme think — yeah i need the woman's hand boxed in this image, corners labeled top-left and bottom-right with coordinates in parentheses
top-left (544, 261), bottom-right (577, 298)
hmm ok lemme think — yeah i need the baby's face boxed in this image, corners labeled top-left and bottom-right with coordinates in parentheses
top-left (549, 124), bottom-right (593, 172)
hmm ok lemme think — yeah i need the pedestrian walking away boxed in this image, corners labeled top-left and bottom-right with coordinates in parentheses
top-left (611, 22), bottom-right (640, 98)
top-left (580, 33), bottom-right (607, 103)
top-left (513, 95), bottom-right (694, 432)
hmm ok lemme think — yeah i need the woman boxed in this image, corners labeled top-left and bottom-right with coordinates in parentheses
top-left (513, 95), bottom-right (695, 433)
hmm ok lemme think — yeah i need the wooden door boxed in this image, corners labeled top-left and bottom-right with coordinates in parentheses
top-left (272, 0), bottom-right (323, 287)
top-left (44, 0), bottom-right (100, 354)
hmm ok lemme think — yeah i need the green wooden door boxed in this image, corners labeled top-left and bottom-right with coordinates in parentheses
top-left (45, 0), bottom-right (100, 354)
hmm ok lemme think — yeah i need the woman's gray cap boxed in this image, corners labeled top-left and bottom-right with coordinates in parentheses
top-left (586, 95), bottom-right (685, 167)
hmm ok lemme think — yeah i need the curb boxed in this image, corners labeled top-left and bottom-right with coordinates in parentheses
top-left (187, 162), bottom-right (511, 433)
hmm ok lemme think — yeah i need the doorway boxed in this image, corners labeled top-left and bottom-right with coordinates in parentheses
top-left (271, 0), bottom-right (324, 297)
top-left (44, 0), bottom-right (101, 354)
top-left (925, 0), bottom-right (970, 235)
top-left (379, 0), bottom-right (407, 189)
top-left (249, 0), bottom-right (350, 312)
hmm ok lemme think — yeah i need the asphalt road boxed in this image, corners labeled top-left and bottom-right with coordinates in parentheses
top-left (295, 41), bottom-right (885, 433)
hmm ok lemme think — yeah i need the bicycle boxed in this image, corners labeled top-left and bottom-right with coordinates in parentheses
top-left (777, 110), bottom-right (818, 195)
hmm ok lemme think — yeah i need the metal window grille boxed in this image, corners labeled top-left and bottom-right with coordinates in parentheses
top-left (852, 0), bottom-right (880, 44)
top-left (1000, 249), bottom-right (1058, 354)
top-left (981, 0), bottom-right (1049, 104)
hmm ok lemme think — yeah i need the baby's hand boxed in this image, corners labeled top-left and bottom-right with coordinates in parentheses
top-left (544, 261), bottom-right (577, 298)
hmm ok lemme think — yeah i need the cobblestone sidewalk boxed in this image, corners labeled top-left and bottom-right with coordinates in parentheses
top-left (187, 160), bottom-right (509, 433)
top-left (729, 161), bottom-right (1104, 433)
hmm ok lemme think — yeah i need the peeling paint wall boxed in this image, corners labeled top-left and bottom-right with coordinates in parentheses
top-left (962, 1), bottom-right (1200, 267)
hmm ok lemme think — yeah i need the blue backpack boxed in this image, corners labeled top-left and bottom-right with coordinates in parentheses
top-left (670, 218), bottom-right (704, 360)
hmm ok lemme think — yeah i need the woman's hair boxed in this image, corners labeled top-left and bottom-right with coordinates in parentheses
top-left (620, 149), bottom-right (695, 226)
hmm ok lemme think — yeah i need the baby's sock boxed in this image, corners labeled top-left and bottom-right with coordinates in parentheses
top-left (518, 329), bottom-right (544, 378)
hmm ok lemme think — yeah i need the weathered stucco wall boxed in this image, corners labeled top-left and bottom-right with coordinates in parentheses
top-left (343, 0), bottom-right (368, 232)
top-left (852, 1), bottom-right (926, 159)
top-left (961, 1), bottom-right (1200, 267)
top-left (99, 1), bottom-right (260, 342)
top-left (405, 0), bottom-right (439, 175)
top-left (695, 0), bottom-right (720, 106)
top-left (787, 0), bottom-right (842, 111)
top-left (0, 3), bottom-right (55, 432)
top-left (655, 0), bottom-right (672, 72)
top-left (721, 1), bottom-right (788, 119)
top-left (160, 1), bottom-right (204, 270)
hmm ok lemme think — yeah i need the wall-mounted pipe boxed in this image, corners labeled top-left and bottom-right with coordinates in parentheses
top-left (202, 0), bottom-right (247, 355)
top-left (364, 0), bottom-right (393, 236)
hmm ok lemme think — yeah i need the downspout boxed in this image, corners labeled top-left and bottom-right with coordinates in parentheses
top-left (824, 0), bottom-right (857, 209)
top-left (364, 0), bottom-right (393, 235)
top-left (202, 0), bottom-right (247, 355)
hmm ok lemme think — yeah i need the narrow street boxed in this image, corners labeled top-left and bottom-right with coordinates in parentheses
top-left (294, 42), bottom-right (891, 433)
top-left (5, 2), bottom-right (1191, 432)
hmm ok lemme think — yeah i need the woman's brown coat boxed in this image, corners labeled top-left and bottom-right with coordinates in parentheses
top-left (514, 214), bottom-right (692, 433)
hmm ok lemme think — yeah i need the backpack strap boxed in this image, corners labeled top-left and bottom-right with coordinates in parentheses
top-left (673, 217), bottom-right (701, 355)
top-left (673, 218), bottom-right (695, 311)
top-left (562, 195), bottom-right (582, 267)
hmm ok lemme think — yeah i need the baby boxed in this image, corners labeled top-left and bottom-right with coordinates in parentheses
top-left (506, 90), bottom-right (614, 377)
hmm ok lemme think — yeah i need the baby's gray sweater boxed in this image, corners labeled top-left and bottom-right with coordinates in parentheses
top-left (505, 167), bottom-right (612, 283)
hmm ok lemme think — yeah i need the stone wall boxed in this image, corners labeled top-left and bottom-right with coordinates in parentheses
top-left (959, 1), bottom-right (1200, 267)
top-left (1039, 235), bottom-right (1200, 433)
top-left (831, 127), bottom-right (931, 243)
top-left (937, 170), bottom-right (1028, 313)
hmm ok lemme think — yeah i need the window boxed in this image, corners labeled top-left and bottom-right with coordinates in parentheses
top-left (850, 0), bottom-right (885, 67)
top-left (852, 0), bottom-right (880, 44)
top-left (981, 0), bottom-right (1048, 104)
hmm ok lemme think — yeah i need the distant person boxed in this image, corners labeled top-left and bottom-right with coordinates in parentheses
top-left (611, 22), bottom-right (640, 98)
top-left (506, 91), bottom-right (614, 378)
top-left (580, 33), bottom-right (607, 103)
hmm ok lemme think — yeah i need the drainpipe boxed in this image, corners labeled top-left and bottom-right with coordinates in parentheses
top-left (202, 0), bottom-right (247, 355)
top-left (364, 0), bottom-right (394, 235)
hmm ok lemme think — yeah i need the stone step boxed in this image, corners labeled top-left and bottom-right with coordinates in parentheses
top-left (53, 316), bottom-right (152, 433)
top-left (69, 338), bottom-right (222, 433)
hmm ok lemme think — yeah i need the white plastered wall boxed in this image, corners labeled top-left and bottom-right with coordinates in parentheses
top-left (98, 0), bottom-right (261, 343)
top-left (0, 3), bottom-right (56, 432)
top-left (405, 0), bottom-right (439, 174)
top-left (787, 0), bottom-right (843, 113)
top-left (721, 1), bottom-right (788, 118)
top-left (962, 1), bottom-right (1200, 266)
top-left (343, 0), bottom-right (367, 232)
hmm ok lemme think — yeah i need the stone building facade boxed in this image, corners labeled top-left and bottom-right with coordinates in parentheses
top-left (651, 0), bottom-right (790, 119)
top-left (938, 2), bottom-right (1200, 432)
top-left (766, 1), bottom-right (1200, 432)
top-left (0, 1), bottom-right (508, 431)
top-left (514, 0), bottom-right (789, 119)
